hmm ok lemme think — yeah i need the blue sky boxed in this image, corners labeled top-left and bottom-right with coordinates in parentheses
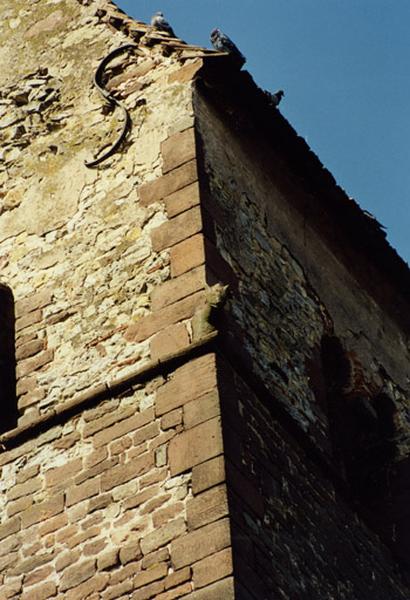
top-left (117, 1), bottom-right (410, 264)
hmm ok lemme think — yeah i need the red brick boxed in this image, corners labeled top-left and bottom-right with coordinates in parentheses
top-left (168, 60), bottom-right (202, 84)
top-left (60, 559), bottom-right (96, 591)
top-left (192, 456), bottom-right (226, 494)
top-left (150, 323), bottom-right (190, 361)
top-left (38, 512), bottom-right (68, 536)
top-left (101, 453), bottom-right (154, 491)
top-left (15, 288), bottom-right (52, 318)
top-left (170, 519), bottom-right (231, 569)
top-left (170, 234), bottom-right (205, 278)
top-left (16, 463), bottom-right (39, 484)
top-left (20, 581), bottom-right (57, 600)
top-left (132, 421), bottom-right (160, 447)
top-left (151, 206), bottom-right (202, 252)
top-left (7, 476), bottom-right (42, 501)
top-left (161, 408), bottom-right (183, 431)
top-left (74, 457), bottom-right (119, 485)
top-left (66, 478), bottom-right (100, 507)
top-left (151, 266), bottom-right (206, 311)
top-left (65, 573), bottom-right (109, 600)
top-left (187, 485), bottom-right (228, 530)
top-left (93, 408), bottom-right (155, 448)
top-left (155, 354), bottom-right (217, 416)
top-left (16, 339), bottom-right (45, 361)
top-left (16, 375), bottom-right (38, 396)
top-left (53, 430), bottom-right (81, 450)
top-left (24, 565), bottom-right (53, 587)
top-left (140, 518), bottom-right (186, 555)
top-left (119, 541), bottom-right (142, 565)
top-left (15, 309), bottom-right (42, 332)
top-left (21, 494), bottom-right (64, 528)
top-left (7, 495), bottom-right (32, 518)
top-left (45, 458), bottom-right (82, 488)
top-left (122, 485), bottom-right (160, 511)
top-left (124, 291), bottom-right (204, 344)
top-left (83, 405), bottom-right (134, 438)
top-left (153, 503), bottom-right (184, 529)
top-left (164, 182), bottom-right (200, 218)
top-left (16, 349), bottom-right (53, 378)
top-left (139, 160), bottom-right (198, 206)
top-left (161, 128), bottom-right (196, 174)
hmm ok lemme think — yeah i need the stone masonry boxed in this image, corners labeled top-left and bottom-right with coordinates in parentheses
top-left (1, 0), bottom-right (410, 599)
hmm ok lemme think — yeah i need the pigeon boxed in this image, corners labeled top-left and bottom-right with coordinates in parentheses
top-left (150, 11), bottom-right (176, 37)
top-left (210, 28), bottom-right (246, 66)
top-left (265, 89), bottom-right (285, 108)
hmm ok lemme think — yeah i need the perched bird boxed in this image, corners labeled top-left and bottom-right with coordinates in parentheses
top-left (210, 28), bottom-right (246, 66)
top-left (150, 11), bottom-right (176, 37)
top-left (265, 89), bottom-right (285, 108)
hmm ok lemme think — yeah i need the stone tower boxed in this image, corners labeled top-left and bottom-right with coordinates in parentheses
top-left (1, 1), bottom-right (410, 598)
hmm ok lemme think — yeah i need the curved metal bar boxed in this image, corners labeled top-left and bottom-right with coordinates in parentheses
top-left (85, 44), bottom-right (137, 168)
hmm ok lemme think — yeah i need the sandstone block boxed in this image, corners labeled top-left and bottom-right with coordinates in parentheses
top-left (60, 559), bottom-right (96, 591)
top-left (124, 291), bottom-right (204, 344)
top-left (169, 416), bottom-right (223, 476)
top-left (150, 324), bottom-right (190, 361)
top-left (192, 547), bottom-right (233, 589)
top-left (184, 389), bottom-right (220, 429)
top-left (92, 407), bottom-right (155, 448)
top-left (161, 128), bottom-right (196, 174)
top-left (168, 60), bottom-right (202, 84)
top-left (7, 476), bottom-right (41, 501)
top-left (139, 160), bottom-right (197, 206)
top-left (65, 573), bottom-right (109, 600)
top-left (16, 349), bottom-right (54, 379)
top-left (131, 580), bottom-right (164, 600)
top-left (20, 581), bottom-right (57, 600)
top-left (151, 206), bottom-right (202, 252)
top-left (66, 478), bottom-right (100, 507)
top-left (170, 234), bottom-right (205, 278)
top-left (140, 517), bottom-right (186, 555)
top-left (15, 309), bottom-right (43, 333)
top-left (170, 519), bottom-right (231, 569)
top-left (155, 354), bottom-right (217, 416)
top-left (45, 458), bottom-right (82, 488)
top-left (101, 453), bottom-right (154, 491)
top-left (156, 582), bottom-right (192, 600)
top-left (15, 288), bottom-right (53, 318)
top-left (187, 485), bottom-right (229, 530)
top-left (151, 266), bottom-right (206, 311)
top-left (161, 408), bottom-right (183, 431)
top-left (164, 182), bottom-right (200, 218)
top-left (192, 456), bottom-right (225, 495)
top-left (133, 562), bottom-right (168, 589)
top-left (164, 566), bottom-right (191, 590)
top-left (21, 493), bottom-right (64, 528)
top-left (119, 541), bottom-right (142, 565)
top-left (188, 577), bottom-right (235, 599)
top-left (15, 339), bottom-right (45, 361)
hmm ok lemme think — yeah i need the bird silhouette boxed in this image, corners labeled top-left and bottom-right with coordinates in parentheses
top-left (210, 28), bottom-right (246, 67)
top-left (266, 89), bottom-right (285, 107)
top-left (150, 12), bottom-right (176, 37)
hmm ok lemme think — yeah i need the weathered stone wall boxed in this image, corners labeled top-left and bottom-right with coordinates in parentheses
top-left (0, 352), bottom-right (237, 599)
top-left (0, 0), bottom-right (201, 426)
top-left (194, 83), bottom-right (410, 592)
top-left (194, 87), bottom-right (410, 455)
